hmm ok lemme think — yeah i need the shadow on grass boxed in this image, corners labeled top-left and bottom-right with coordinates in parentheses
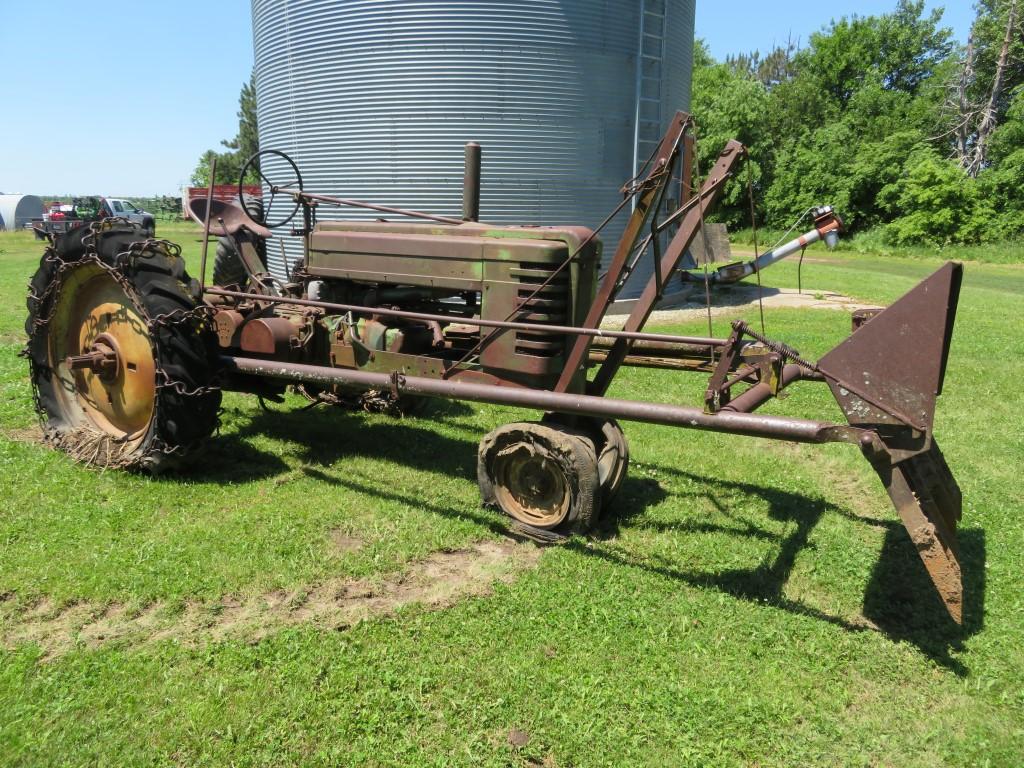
top-left (174, 399), bottom-right (476, 484)
top-left (587, 465), bottom-right (982, 675)
top-left (863, 525), bottom-right (985, 671)
top-left (178, 431), bottom-right (290, 482)
top-left (234, 400), bottom-right (480, 473)
top-left (177, 405), bottom-right (983, 674)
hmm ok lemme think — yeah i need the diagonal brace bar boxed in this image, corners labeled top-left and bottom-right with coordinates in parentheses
top-left (590, 140), bottom-right (746, 396)
top-left (553, 112), bottom-right (691, 393)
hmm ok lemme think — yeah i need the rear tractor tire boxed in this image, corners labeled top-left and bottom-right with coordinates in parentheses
top-left (212, 235), bottom-right (268, 288)
top-left (212, 196), bottom-right (267, 288)
top-left (478, 422), bottom-right (600, 535)
top-left (25, 223), bottom-right (221, 472)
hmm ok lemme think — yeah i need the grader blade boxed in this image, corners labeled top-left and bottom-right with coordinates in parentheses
top-left (874, 443), bottom-right (964, 623)
top-left (818, 263), bottom-right (964, 622)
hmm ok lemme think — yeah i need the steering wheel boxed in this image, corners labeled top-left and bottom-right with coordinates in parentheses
top-left (239, 149), bottom-right (305, 229)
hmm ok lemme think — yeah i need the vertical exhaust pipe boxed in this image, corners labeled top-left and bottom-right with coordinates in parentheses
top-left (463, 142), bottom-right (481, 222)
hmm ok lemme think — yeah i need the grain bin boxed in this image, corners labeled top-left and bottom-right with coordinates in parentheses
top-left (251, 0), bottom-right (695, 296)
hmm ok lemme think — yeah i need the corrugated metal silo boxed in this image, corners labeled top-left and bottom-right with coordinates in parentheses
top-left (251, 0), bottom-right (695, 297)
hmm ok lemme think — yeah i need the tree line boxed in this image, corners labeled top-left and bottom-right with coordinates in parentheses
top-left (692, 0), bottom-right (1022, 246)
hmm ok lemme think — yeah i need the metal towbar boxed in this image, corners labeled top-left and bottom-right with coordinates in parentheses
top-left (220, 355), bottom-right (868, 447)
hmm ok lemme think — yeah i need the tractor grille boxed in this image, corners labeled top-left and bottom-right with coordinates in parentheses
top-left (511, 261), bottom-right (570, 358)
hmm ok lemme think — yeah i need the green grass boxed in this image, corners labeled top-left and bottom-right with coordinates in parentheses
top-left (1, 224), bottom-right (1022, 766)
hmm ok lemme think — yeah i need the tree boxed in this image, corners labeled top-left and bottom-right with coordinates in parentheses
top-left (691, 41), bottom-right (772, 228)
top-left (782, 0), bottom-right (951, 107)
top-left (944, 0), bottom-right (1022, 175)
top-left (756, 1), bottom-right (957, 233)
top-left (976, 90), bottom-right (1024, 237)
top-left (726, 38), bottom-right (799, 89)
top-left (880, 148), bottom-right (989, 245)
top-left (694, 0), bottom-right (1018, 244)
top-left (191, 72), bottom-right (260, 186)
top-left (221, 72), bottom-right (260, 164)
top-left (191, 149), bottom-right (244, 187)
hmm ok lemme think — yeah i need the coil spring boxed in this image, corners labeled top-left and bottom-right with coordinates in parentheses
top-left (731, 320), bottom-right (819, 371)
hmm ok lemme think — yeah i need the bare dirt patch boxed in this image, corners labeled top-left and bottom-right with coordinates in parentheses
top-left (1, 425), bottom-right (43, 444)
top-left (1, 539), bottom-right (540, 659)
top-left (328, 528), bottom-right (364, 555)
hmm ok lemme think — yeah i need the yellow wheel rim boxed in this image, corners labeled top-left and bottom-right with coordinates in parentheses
top-left (493, 444), bottom-right (571, 529)
top-left (49, 262), bottom-right (156, 441)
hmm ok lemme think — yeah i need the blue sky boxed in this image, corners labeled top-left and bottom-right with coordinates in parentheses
top-left (1, 1), bottom-right (975, 196)
top-left (698, 0), bottom-right (972, 60)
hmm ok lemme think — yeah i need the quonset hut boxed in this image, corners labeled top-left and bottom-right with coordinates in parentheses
top-left (251, 0), bottom-right (695, 297)
top-left (0, 195), bottom-right (44, 232)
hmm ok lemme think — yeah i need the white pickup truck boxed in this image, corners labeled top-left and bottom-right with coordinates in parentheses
top-left (36, 196), bottom-right (156, 239)
top-left (104, 198), bottom-right (156, 233)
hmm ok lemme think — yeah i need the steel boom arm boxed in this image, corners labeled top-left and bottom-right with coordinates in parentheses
top-left (589, 139), bottom-right (746, 396)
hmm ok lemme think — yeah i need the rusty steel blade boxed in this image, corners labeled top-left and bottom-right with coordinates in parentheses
top-left (870, 443), bottom-right (964, 623)
top-left (820, 263), bottom-right (965, 623)
top-left (818, 262), bottom-right (963, 434)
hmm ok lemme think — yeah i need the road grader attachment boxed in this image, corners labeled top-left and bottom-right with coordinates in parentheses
top-left (24, 113), bottom-right (965, 622)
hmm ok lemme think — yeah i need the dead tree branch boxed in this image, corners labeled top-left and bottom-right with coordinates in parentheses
top-left (967, 0), bottom-right (1019, 176)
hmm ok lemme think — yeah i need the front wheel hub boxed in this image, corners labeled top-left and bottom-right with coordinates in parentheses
top-left (477, 421), bottom-right (601, 535)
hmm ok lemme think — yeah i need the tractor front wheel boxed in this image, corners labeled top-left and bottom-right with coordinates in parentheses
top-left (592, 418), bottom-right (629, 506)
top-left (478, 422), bottom-right (600, 534)
top-left (542, 414), bottom-right (629, 506)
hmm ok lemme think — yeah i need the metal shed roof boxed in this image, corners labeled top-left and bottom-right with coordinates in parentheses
top-left (0, 194), bottom-right (44, 231)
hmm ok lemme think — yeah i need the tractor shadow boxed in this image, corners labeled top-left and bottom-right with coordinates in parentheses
top-left (581, 465), bottom-right (983, 675)
top-left (582, 469), bottom-right (834, 611)
top-left (177, 428), bottom-right (290, 482)
top-left (178, 406), bottom-right (983, 673)
top-left (181, 401), bottom-right (513, 536)
top-left (862, 524), bottom-right (985, 670)
top-left (233, 399), bottom-right (480, 473)
top-left (177, 399), bottom-right (475, 484)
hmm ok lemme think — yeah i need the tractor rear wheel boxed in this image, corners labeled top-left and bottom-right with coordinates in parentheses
top-left (478, 422), bottom-right (600, 534)
top-left (25, 225), bottom-right (221, 471)
top-left (212, 196), bottom-right (266, 287)
top-left (212, 234), bottom-right (268, 287)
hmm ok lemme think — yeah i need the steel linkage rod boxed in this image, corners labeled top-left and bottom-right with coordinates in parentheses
top-left (275, 188), bottom-right (465, 226)
top-left (198, 157), bottom-right (217, 292)
top-left (554, 112), bottom-right (691, 393)
top-left (590, 140), bottom-right (747, 396)
top-left (221, 356), bottom-right (868, 447)
top-left (204, 287), bottom-right (732, 349)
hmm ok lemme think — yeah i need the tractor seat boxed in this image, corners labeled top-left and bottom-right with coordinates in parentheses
top-left (187, 197), bottom-right (272, 239)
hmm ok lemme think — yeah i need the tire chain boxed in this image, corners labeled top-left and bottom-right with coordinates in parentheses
top-left (23, 221), bottom-right (223, 466)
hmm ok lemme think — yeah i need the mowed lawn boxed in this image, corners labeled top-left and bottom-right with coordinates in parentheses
top-left (0, 221), bottom-right (1022, 766)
